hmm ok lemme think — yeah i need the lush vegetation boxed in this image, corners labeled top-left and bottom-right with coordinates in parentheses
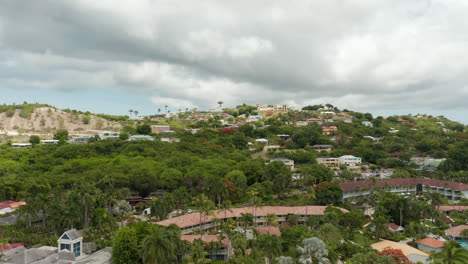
top-left (0, 103), bottom-right (467, 263)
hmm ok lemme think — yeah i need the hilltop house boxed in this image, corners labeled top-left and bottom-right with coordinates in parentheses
top-left (151, 125), bottom-right (174, 133)
top-left (362, 121), bottom-right (373, 127)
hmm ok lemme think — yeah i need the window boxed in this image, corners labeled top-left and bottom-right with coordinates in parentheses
top-left (73, 242), bottom-right (81, 257)
top-left (60, 243), bottom-right (71, 252)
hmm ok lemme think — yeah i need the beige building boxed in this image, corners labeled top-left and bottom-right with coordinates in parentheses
top-left (316, 157), bottom-right (339, 167)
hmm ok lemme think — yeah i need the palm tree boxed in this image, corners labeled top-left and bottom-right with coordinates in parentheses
top-left (248, 189), bottom-right (261, 227)
top-left (183, 240), bottom-right (212, 264)
top-left (141, 227), bottom-right (180, 264)
top-left (239, 213), bottom-right (254, 229)
top-left (164, 105), bottom-right (168, 112)
top-left (432, 242), bottom-right (468, 264)
top-left (193, 194), bottom-right (215, 236)
top-left (129, 109), bottom-right (134, 117)
top-left (266, 213), bottom-right (278, 233)
top-left (74, 182), bottom-right (99, 229)
top-left (217, 101), bottom-right (224, 109)
top-left (134, 110), bottom-right (139, 117)
top-left (256, 234), bottom-right (282, 263)
top-left (157, 108), bottom-right (161, 113)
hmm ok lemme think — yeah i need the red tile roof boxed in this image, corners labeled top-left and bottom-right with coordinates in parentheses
top-left (437, 206), bottom-right (468, 212)
top-left (255, 226), bottom-right (281, 236)
top-left (181, 235), bottom-right (229, 247)
top-left (0, 243), bottom-right (24, 252)
top-left (446, 225), bottom-right (468, 237)
top-left (339, 178), bottom-right (468, 192)
top-left (0, 200), bottom-right (25, 210)
top-left (416, 238), bottom-right (444, 248)
top-left (384, 223), bottom-right (402, 231)
top-left (156, 206), bottom-right (348, 229)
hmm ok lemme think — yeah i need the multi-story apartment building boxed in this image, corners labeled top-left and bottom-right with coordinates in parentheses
top-left (156, 206), bottom-right (348, 235)
top-left (340, 178), bottom-right (468, 201)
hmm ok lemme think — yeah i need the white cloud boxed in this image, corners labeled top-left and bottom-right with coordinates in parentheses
top-left (0, 0), bottom-right (467, 119)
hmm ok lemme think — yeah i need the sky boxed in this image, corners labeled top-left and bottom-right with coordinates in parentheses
top-left (0, 0), bottom-right (467, 123)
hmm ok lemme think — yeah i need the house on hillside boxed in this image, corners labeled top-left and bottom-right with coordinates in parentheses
top-left (128, 135), bottom-right (154, 141)
top-left (316, 157), bottom-right (339, 167)
top-left (98, 131), bottom-right (120, 140)
top-left (11, 143), bottom-right (32, 148)
top-left (362, 121), bottom-right (373, 127)
top-left (180, 235), bottom-right (232, 262)
top-left (269, 158), bottom-right (295, 171)
top-left (321, 126), bottom-right (337, 135)
top-left (312, 145), bottom-right (332, 152)
top-left (338, 155), bottom-right (362, 167)
top-left (68, 136), bottom-right (91, 144)
top-left (151, 125), bottom-right (173, 133)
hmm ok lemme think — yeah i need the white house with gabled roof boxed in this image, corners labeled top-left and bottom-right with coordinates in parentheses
top-left (58, 229), bottom-right (83, 257)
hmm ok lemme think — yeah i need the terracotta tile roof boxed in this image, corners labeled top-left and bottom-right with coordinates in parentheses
top-left (371, 240), bottom-right (429, 257)
top-left (416, 238), bottom-right (445, 248)
top-left (384, 223), bottom-right (402, 231)
top-left (255, 226), bottom-right (281, 236)
top-left (437, 206), bottom-right (468, 212)
top-left (0, 200), bottom-right (26, 210)
top-left (156, 206), bottom-right (348, 229)
top-left (446, 225), bottom-right (468, 237)
top-left (181, 235), bottom-right (229, 247)
top-left (0, 243), bottom-right (24, 252)
top-left (339, 178), bottom-right (468, 192)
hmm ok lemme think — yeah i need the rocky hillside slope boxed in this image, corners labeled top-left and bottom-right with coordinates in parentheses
top-left (0, 105), bottom-right (124, 141)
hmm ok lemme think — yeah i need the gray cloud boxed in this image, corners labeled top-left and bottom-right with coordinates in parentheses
top-left (0, 0), bottom-right (467, 116)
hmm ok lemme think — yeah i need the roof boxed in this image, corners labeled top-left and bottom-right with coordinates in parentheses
top-left (60, 229), bottom-right (82, 241)
top-left (156, 206), bottom-right (348, 229)
top-left (0, 200), bottom-right (25, 210)
top-left (371, 240), bottom-right (429, 257)
top-left (76, 247), bottom-right (112, 264)
top-left (446, 225), bottom-right (468, 237)
top-left (384, 223), bottom-right (403, 231)
top-left (416, 238), bottom-right (445, 248)
top-left (255, 226), bottom-right (281, 236)
top-left (437, 206), bottom-right (468, 212)
top-left (0, 243), bottom-right (24, 252)
top-left (339, 178), bottom-right (468, 192)
top-left (181, 235), bottom-right (229, 247)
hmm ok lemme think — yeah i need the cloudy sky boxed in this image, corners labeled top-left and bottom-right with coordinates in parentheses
top-left (1, 0), bottom-right (467, 123)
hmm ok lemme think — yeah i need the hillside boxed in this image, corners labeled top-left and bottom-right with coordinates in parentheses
top-left (0, 104), bottom-right (125, 142)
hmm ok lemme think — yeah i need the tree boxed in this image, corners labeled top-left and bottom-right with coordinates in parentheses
top-left (348, 251), bottom-right (394, 264)
top-left (217, 101), bottom-right (224, 109)
top-left (256, 234), bottom-right (282, 263)
top-left (297, 237), bottom-right (330, 264)
top-left (113, 200), bottom-right (132, 227)
top-left (53, 129), bottom-right (69, 141)
top-left (239, 213), bottom-right (254, 229)
top-left (263, 161), bottom-right (291, 198)
top-left (29, 135), bottom-right (40, 145)
top-left (275, 256), bottom-right (294, 264)
top-left (300, 164), bottom-right (334, 185)
top-left (378, 247), bottom-right (411, 264)
top-left (432, 242), bottom-right (468, 264)
top-left (183, 239), bottom-right (211, 264)
top-left (112, 227), bottom-right (140, 264)
top-left (314, 182), bottom-right (342, 205)
top-left (193, 194), bottom-right (215, 236)
top-left (141, 226), bottom-right (181, 264)
top-left (136, 124), bottom-right (152, 135)
top-left (119, 132), bottom-right (129, 141)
